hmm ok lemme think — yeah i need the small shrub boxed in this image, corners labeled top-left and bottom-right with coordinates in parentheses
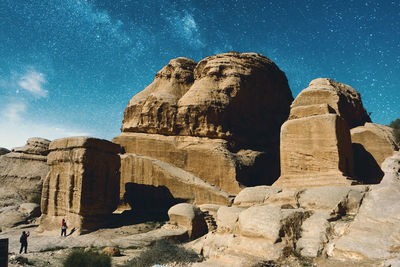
top-left (124, 239), bottom-right (203, 267)
top-left (63, 249), bottom-right (111, 267)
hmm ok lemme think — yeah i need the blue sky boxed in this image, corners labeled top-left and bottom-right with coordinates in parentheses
top-left (0, 0), bottom-right (399, 149)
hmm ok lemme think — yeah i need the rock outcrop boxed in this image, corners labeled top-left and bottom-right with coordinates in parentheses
top-left (190, 203), bottom-right (311, 263)
top-left (329, 152), bottom-right (400, 262)
top-left (122, 52), bottom-right (293, 147)
top-left (168, 203), bottom-right (208, 239)
top-left (122, 57), bottom-right (197, 135)
top-left (351, 122), bottom-right (399, 183)
top-left (274, 78), bottom-right (373, 188)
top-left (38, 137), bottom-right (121, 235)
top-left (114, 52), bottom-right (293, 209)
top-left (0, 138), bottom-right (50, 205)
top-left (288, 78), bottom-right (371, 128)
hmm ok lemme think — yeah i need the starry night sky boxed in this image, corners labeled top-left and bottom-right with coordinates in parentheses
top-left (0, 0), bottom-right (399, 149)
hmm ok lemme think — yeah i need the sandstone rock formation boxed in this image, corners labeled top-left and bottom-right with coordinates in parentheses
top-left (122, 52), bottom-right (293, 146)
top-left (38, 137), bottom-right (121, 235)
top-left (115, 52), bottom-right (293, 209)
top-left (274, 78), bottom-right (374, 187)
top-left (351, 122), bottom-right (399, 183)
top-left (329, 152), bottom-right (400, 263)
top-left (275, 113), bottom-right (356, 187)
top-left (122, 57), bottom-right (197, 135)
top-left (190, 204), bottom-right (311, 263)
top-left (0, 137), bottom-right (50, 204)
top-left (289, 78), bottom-right (371, 128)
top-left (188, 183), bottom-right (370, 265)
top-left (168, 203), bottom-right (207, 239)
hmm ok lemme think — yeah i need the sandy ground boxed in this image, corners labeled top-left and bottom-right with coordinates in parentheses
top-left (0, 221), bottom-right (188, 266)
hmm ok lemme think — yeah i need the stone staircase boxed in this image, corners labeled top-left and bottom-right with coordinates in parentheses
top-left (202, 210), bottom-right (217, 231)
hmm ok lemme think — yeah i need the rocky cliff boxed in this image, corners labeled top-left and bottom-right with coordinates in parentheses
top-left (114, 52), bottom-right (294, 209)
top-left (0, 138), bottom-right (50, 205)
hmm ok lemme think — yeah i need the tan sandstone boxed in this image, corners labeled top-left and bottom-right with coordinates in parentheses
top-left (274, 114), bottom-right (356, 187)
top-left (122, 52), bottom-right (293, 147)
top-left (168, 203), bottom-right (208, 239)
top-left (115, 52), bottom-right (294, 209)
top-left (122, 57), bottom-right (197, 135)
top-left (0, 138), bottom-right (50, 204)
top-left (351, 122), bottom-right (399, 183)
top-left (190, 204), bottom-right (311, 262)
top-left (289, 78), bottom-right (371, 128)
top-left (274, 78), bottom-right (374, 187)
top-left (38, 137), bottom-right (121, 235)
top-left (330, 152), bottom-right (400, 262)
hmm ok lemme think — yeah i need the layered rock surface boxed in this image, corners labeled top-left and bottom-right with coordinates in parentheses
top-left (38, 137), bottom-right (121, 235)
top-left (351, 122), bottom-right (399, 183)
top-left (0, 138), bottom-right (50, 204)
top-left (289, 78), bottom-right (371, 128)
top-left (115, 52), bottom-right (293, 209)
top-left (330, 152), bottom-right (400, 262)
top-left (122, 52), bottom-right (293, 146)
top-left (274, 78), bottom-right (374, 188)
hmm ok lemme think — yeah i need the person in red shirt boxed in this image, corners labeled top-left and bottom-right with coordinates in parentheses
top-left (61, 219), bottom-right (67, 237)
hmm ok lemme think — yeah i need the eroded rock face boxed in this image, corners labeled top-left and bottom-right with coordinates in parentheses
top-left (190, 204), bottom-right (311, 262)
top-left (38, 137), bottom-right (121, 235)
top-left (114, 133), bottom-right (270, 206)
top-left (168, 203), bottom-right (208, 239)
top-left (122, 52), bottom-right (293, 147)
top-left (330, 152), bottom-right (400, 262)
top-left (0, 138), bottom-right (50, 204)
top-left (274, 78), bottom-right (373, 188)
top-left (274, 114), bottom-right (356, 187)
top-left (122, 57), bottom-right (197, 135)
top-left (115, 52), bottom-right (293, 208)
top-left (175, 52), bottom-right (293, 147)
top-left (289, 78), bottom-right (371, 128)
top-left (351, 123), bottom-right (399, 183)
top-left (12, 137), bottom-right (51, 156)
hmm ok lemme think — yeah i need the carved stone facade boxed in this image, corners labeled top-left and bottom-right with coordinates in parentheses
top-left (38, 137), bottom-right (121, 235)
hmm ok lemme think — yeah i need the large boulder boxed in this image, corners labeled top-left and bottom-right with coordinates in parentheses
top-left (0, 137), bottom-right (50, 204)
top-left (351, 123), bottom-right (399, 183)
top-left (190, 204), bottom-right (310, 262)
top-left (330, 152), bottom-right (400, 262)
top-left (233, 186), bottom-right (282, 207)
top-left (168, 203), bottom-right (208, 239)
top-left (38, 137), bottom-right (121, 235)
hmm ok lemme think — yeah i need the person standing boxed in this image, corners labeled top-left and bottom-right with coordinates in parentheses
top-left (19, 231), bottom-right (30, 254)
top-left (61, 219), bottom-right (67, 237)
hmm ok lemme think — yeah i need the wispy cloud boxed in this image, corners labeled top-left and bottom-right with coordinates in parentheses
top-left (0, 121), bottom-right (91, 150)
top-left (3, 102), bottom-right (26, 121)
top-left (18, 70), bottom-right (48, 97)
top-left (167, 10), bottom-right (204, 48)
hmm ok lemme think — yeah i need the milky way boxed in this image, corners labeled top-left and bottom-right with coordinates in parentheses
top-left (0, 0), bottom-right (399, 148)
